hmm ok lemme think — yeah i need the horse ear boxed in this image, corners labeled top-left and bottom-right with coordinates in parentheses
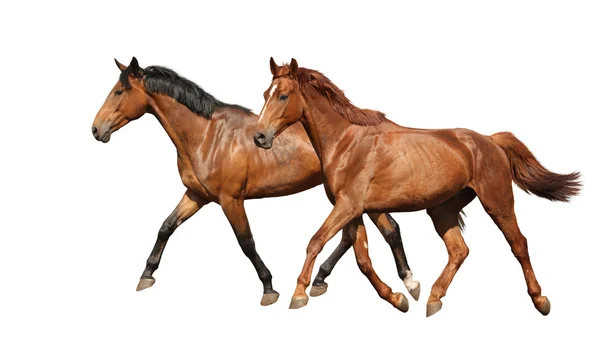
top-left (129, 57), bottom-right (143, 78)
top-left (115, 58), bottom-right (127, 72)
top-left (290, 58), bottom-right (298, 79)
top-left (269, 57), bottom-right (278, 76)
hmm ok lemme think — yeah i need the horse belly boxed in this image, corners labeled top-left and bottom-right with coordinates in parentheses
top-left (364, 151), bottom-right (470, 212)
top-left (245, 135), bottom-right (323, 199)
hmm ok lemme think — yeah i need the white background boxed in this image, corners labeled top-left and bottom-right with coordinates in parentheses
top-left (1, 1), bottom-right (598, 346)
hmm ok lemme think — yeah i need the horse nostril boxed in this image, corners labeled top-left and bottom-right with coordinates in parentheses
top-left (92, 126), bottom-right (98, 136)
top-left (254, 132), bottom-right (266, 145)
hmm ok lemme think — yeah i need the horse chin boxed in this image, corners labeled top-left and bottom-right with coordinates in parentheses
top-left (261, 141), bottom-right (272, 149)
top-left (101, 131), bottom-right (112, 143)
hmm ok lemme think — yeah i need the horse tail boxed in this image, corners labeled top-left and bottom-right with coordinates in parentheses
top-left (490, 132), bottom-right (581, 202)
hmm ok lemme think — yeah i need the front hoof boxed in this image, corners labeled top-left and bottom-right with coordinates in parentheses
top-left (136, 277), bottom-right (155, 292)
top-left (426, 300), bottom-right (443, 317)
top-left (535, 296), bottom-right (551, 316)
top-left (309, 283), bottom-right (328, 297)
top-left (408, 281), bottom-right (421, 301)
top-left (392, 293), bottom-right (409, 313)
top-left (289, 295), bottom-right (309, 309)
top-left (260, 291), bottom-right (280, 306)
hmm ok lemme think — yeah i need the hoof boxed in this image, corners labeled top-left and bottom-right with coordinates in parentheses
top-left (408, 281), bottom-right (421, 301)
top-left (393, 293), bottom-right (409, 313)
top-left (136, 277), bottom-right (155, 292)
top-left (289, 295), bottom-right (309, 309)
top-left (260, 291), bottom-right (280, 306)
top-left (309, 283), bottom-right (328, 297)
top-left (535, 296), bottom-right (551, 316)
top-left (426, 301), bottom-right (443, 317)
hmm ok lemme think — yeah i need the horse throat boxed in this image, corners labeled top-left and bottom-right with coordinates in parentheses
top-left (147, 94), bottom-right (208, 165)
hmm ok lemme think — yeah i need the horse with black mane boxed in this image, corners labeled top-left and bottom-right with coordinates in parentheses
top-left (91, 57), bottom-right (420, 308)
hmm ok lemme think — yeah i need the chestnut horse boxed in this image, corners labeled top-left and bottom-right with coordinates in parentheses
top-left (254, 58), bottom-right (581, 316)
top-left (91, 57), bottom-right (421, 307)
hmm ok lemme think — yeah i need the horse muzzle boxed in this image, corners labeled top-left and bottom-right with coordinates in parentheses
top-left (253, 130), bottom-right (274, 149)
top-left (92, 124), bottom-right (112, 143)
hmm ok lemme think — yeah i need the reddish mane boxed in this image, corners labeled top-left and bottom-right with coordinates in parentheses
top-left (294, 67), bottom-right (386, 126)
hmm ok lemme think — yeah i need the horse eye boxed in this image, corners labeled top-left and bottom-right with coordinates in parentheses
top-left (115, 90), bottom-right (124, 96)
top-left (279, 95), bottom-right (288, 101)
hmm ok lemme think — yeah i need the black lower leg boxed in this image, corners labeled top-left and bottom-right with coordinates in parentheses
top-left (137, 190), bottom-right (204, 289)
top-left (312, 230), bottom-right (353, 287)
top-left (380, 214), bottom-right (411, 280)
top-left (141, 219), bottom-right (176, 279)
top-left (236, 234), bottom-right (275, 294)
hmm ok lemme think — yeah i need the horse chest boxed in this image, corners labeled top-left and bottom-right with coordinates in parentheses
top-left (177, 160), bottom-right (213, 199)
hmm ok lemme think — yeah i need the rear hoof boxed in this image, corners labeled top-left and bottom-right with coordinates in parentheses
top-left (393, 293), bottom-right (409, 313)
top-left (260, 291), bottom-right (280, 306)
top-left (289, 295), bottom-right (309, 309)
top-left (426, 301), bottom-right (443, 317)
top-left (309, 283), bottom-right (328, 297)
top-left (535, 296), bottom-right (551, 316)
top-left (408, 282), bottom-right (421, 301)
top-left (136, 277), bottom-right (155, 292)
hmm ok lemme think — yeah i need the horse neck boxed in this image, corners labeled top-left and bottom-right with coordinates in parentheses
top-left (147, 93), bottom-right (213, 159)
top-left (299, 90), bottom-right (356, 160)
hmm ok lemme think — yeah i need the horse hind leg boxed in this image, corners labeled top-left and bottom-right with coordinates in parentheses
top-left (368, 212), bottom-right (421, 300)
top-left (475, 179), bottom-right (551, 315)
top-left (351, 216), bottom-right (409, 312)
top-left (426, 188), bottom-right (476, 317)
top-left (311, 212), bottom-right (421, 301)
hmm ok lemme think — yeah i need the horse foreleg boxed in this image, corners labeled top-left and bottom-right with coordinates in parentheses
top-left (310, 227), bottom-right (354, 297)
top-left (137, 189), bottom-right (207, 291)
top-left (311, 212), bottom-right (420, 301)
top-left (290, 197), bottom-right (361, 309)
top-left (220, 195), bottom-right (279, 306)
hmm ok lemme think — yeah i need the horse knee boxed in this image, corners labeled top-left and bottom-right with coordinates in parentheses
top-left (450, 245), bottom-right (469, 266)
top-left (158, 221), bottom-right (175, 240)
top-left (306, 239), bottom-right (324, 257)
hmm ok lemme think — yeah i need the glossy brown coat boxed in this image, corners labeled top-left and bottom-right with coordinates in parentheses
top-left (91, 58), bottom-right (420, 306)
top-left (255, 58), bottom-right (581, 315)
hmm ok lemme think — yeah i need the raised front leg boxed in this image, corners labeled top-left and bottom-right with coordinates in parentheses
top-left (290, 197), bottom-right (361, 309)
top-left (311, 212), bottom-right (420, 300)
top-left (137, 189), bottom-right (207, 291)
top-left (220, 196), bottom-right (279, 306)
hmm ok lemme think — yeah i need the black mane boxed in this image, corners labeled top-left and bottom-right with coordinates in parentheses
top-left (134, 66), bottom-right (251, 119)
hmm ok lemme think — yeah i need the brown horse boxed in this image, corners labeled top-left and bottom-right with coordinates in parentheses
top-left (91, 57), bottom-right (420, 308)
top-left (254, 58), bottom-right (581, 316)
